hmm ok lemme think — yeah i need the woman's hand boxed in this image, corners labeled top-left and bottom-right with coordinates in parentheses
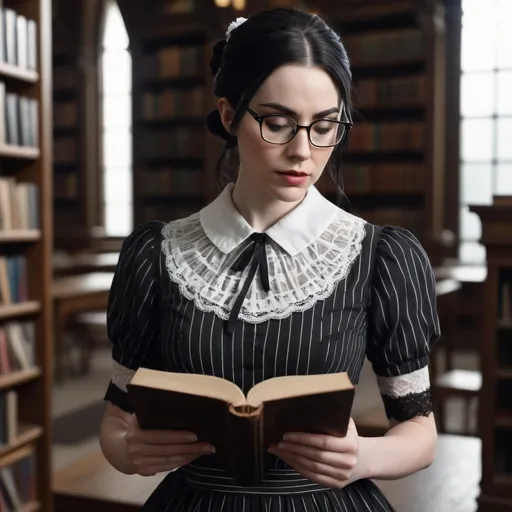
top-left (267, 418), bottom-right (361, 488)
top-left (124, 414), bottom-right (216, 476)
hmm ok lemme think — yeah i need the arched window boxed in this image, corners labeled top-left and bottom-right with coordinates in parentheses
top-left (100, 0), bottom-right (132, 237)
top-left (459, 0), bottom-right (512, 262)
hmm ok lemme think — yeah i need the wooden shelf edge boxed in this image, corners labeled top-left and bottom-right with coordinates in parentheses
top-left (0, 144), bottom-right (39, 159)
top-left (0, 367), bottom-right (41, 390)
top-left (0, 301), bottom-right (41, 320)
top-left (0, 424), bottom-right (43, 460)
top-left (0, 61), bottom-right (38, 83)
top-left (0, 230), bottom-right (41, 243)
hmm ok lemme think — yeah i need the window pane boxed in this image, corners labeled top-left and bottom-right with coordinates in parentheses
top-left (102, 0), bottom-right (129, 51)
top-left (461, 72), bottom-right (495, 117)
top-left (104, 168), bottom-right (132, 204)
top-left (105, 203), bottom-right (133, 237)
top-left (460, 205), bottom-right (482, 240)
top-left (103, 95), bottom-right (132, 130)
top-left (461, 118), bottom-right (494, 161)
top-left (497, 71), bottom-right (512, 115)
top-left (461, 0), bottom-right (497, 71)
top-left (102, 51), bottom-right (131, 95)
top-left (497, 119), bottom-right (512, 160)
top-left (496, 163), bottom-right (512, 194)
top-left (497, 0), bottom-right (512, 67)
top-left (459, 241), bottom-right (486, 263)
top-left (461, 163), bottom-right (493, 205)
top-left (103, 132), bottom-right (132, 167)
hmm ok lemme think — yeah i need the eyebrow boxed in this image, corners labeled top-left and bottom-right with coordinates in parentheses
top-left (258, 102), bottom-right (340, 120)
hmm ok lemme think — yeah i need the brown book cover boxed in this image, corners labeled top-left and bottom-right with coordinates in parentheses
top-left (127, 369), bottom-right (355, 486)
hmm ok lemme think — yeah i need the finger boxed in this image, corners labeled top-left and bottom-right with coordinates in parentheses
top-left (273, 448), bottom-right (350, 479)
top-left (128, 429), bottom-right (199, 445)
top-left (132, 442), bottom-right (215, 457)
top-left (282, 432), bottom-right (355, 452)
top-left (136, 454), bottom-right (200, 471)
top-left (276, 441), bottom-right (356, 469)
top-left (271, 450), bottom-right (347, 489)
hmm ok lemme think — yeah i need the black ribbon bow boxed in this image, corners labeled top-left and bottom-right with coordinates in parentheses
top-left (226, 233), bottom-right (270, 334)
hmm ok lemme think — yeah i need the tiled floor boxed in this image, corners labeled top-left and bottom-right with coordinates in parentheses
top-left (51, 346), bottom-right (479, 471)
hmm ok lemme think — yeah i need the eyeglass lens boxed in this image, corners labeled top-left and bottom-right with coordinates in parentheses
top-left (260, 116), bottom-right (345, 146)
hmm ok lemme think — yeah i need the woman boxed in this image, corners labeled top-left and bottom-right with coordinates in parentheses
top-left (99, 8), bottom-right (440, 511)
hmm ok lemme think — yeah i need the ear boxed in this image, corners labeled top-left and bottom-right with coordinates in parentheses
top-left (217, 98), bottom-right (236, 134)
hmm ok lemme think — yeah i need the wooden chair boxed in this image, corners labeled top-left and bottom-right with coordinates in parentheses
top-left (431, 279), bottom-right (481, 436)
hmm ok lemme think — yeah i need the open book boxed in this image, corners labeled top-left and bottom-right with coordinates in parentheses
top-left (127, 368), bottom-right (355, 486)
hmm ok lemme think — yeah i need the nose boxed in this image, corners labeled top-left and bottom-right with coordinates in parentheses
top-left (286, 127), bottom-right (311, 161)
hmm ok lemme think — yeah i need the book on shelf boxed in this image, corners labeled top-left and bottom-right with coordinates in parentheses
top-left (0, 82), bottom-right (39, 148)
top-left (0, 8), bottom-right (37, 71)
top-left (0, 448), bottom-right (37, 510)
top-left (0, 389), bottom-right (18, 445)
top-left (0, 255), bottom-right (28, 305)
top-left (0, 320), bottom-right (36, 372)
top-left (0, 177), bottom-right (39, 231)
top-left (128, 368), bottom-right (355, 486)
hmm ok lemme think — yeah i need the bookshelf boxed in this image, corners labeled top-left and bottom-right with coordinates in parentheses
top-left (313, 0), bottom-right (448, 263)
top-left (117, 0), bottom-right (225, 226)
top-left (471, 198), bottom-right (512, 512)
top-left (0, 0), bottom-right (53, 510)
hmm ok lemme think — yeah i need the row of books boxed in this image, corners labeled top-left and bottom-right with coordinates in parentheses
top-left (140, 127), bottom-right (204, 160)
top-left (319, 163), bottom-right (425, 195)
top-left (0, 8), bottom-right (37, 71)
top-left (348, 122), bottom-right (424, 152)
top-left (0, 255), bottom-right (27, 305)
top-left (343, 29), bottom-right (424, 66)
top-left (54, 100), bottom-right (77, 130)
top-left (498, 279), bottom-right (512, 324)
top-left (0, 178), bottom-right (39, 230)
top-left (353, 75), bottom-right (426, 108)
top-left (360, 208), bottom-right (423, 237)
top-left (141, 167), bottom-right (204, 196)
top-left (0, 321), bottom-right (36, 374)
top-left (54, 173), bottom-right (77, 201)
top-left (0, 389), bottom-right (17, 446)
top-left (141, 46), bottom-right (203, 81)
top-left (0, 84), bottom-right (38, 148)
top-left (54, 137), bottom-right (76, 165)
top-left (142, 88), bottom-right (203, 119)
top-left (0, 450), bottom-right (36, 511)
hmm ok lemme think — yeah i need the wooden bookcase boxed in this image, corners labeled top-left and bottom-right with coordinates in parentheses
top-left (0, 0), bottom-right (53, 510)
top-left (471, 199), bottom-right (512, 512)
top-left (313, 0), bottom-right (448, 263)
top-left (117, 0), bottom-right (224, 227)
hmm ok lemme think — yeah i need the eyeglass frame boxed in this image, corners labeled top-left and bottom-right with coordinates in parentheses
top-left (246, 107), bottom-right (353, 148)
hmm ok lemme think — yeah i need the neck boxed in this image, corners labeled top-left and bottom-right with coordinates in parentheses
top-left (231, 180), bottom-right (305, 232)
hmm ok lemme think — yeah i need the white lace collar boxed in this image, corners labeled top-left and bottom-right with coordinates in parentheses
top-left (199, 184), bottom-right (340, 257)
top-left (162, 189), bottom-right (367, 324)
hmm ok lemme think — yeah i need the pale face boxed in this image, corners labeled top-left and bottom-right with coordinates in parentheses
top-left (218, 64), bottom-right (342, 204)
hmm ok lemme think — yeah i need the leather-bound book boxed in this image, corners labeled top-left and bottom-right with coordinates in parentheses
top-left (127, 369), bottom-right (355, 486)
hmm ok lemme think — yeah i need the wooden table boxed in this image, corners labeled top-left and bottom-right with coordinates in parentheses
top-left (52, 272), bottom-right (114, 381)
top-left (53, 252), bottom-right (119, 276)
top-left (52, 435), bottom-right (480, 512)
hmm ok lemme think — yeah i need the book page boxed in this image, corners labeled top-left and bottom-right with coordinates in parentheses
top-left (130, 368), bottom-right (247, 406)
top-left (246, 372), bottom-right (353, 407)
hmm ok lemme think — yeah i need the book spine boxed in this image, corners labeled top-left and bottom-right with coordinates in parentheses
top-left (226, 406), bottom-right (262, 486)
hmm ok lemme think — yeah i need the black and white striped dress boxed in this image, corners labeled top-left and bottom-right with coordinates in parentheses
top-left (104, 184), bottom-right (440, 512)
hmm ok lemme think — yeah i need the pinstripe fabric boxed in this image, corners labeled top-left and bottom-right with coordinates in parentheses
top-left (103, 217), bottom-right (440, 511)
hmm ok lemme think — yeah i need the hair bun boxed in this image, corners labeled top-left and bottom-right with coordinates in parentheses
top-left (209, 39), bottom-right (227, 77)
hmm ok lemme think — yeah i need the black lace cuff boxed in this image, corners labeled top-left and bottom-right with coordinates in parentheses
top-left (381, 389), bottom-right (433, 422)
top-left (104, 381), bottom-right (134, 413)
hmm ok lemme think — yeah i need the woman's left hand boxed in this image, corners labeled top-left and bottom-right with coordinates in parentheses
top-left (267, 418), bottom-right (361, 488)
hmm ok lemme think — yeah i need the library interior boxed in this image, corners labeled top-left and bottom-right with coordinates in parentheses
top-left (0, 0), bottom-right (510, 510)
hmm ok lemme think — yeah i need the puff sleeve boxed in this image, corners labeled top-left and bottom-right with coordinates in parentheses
top-left (103, 221), bottom-right (165, 413)
top-left (367, 226), bottom-right (441, 422)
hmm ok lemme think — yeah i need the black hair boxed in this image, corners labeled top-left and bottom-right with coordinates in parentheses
top-left (206, 7), bottom-right (353, 203)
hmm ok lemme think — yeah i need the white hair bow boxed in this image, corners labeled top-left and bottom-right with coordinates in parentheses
top-left (226, 17), bottom-right (247, 41)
